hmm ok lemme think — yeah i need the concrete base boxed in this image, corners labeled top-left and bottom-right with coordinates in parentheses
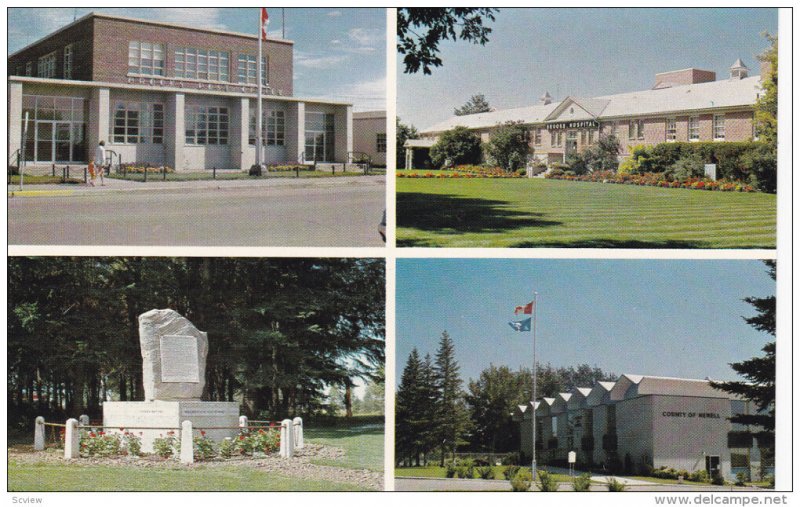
top-left (103, 400), bottom-right (239, 453)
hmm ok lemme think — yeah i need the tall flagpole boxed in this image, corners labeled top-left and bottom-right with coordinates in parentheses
top-left (256, 8), bottom-right (264, 169)
top-left (531, 291), bottom-right (538, 487)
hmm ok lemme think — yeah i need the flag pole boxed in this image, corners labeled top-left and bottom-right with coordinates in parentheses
top-left (531, 291), bottom-right (538, 487)
top-left (256, 8), bottom-right (264, 169)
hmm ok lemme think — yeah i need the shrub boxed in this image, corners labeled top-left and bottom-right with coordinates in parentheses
top-left (219, 438), bottom-right (235, 459)
top-left (735, 472), bottom-right (747, 486)
top-left (667, 153), bottom-right (705, 181)
top-left (121, 164), bottom-right (174, 174)
top-left (233, 428), bottom-right (280, 456)
top-left (268, 164), bottom-right (312, 172)
top-left (445, 461), bottom-right (457, 478)
top-left (193, 431), bottom-right (216, 461)
top-left (122, 431), bottom-right (142, 457)
top-left (572, 473), bottom-right (592, 492)
top-left (565, 151), bottom-right (590, 175)
top-left (153, 431), bottom-right (179, 459)
top-left (455, 458), bottom-right (475, 479)
top-left (607, 477), bottom-right (626, 491)
top-left (537, 470), bottom-right (559, 492)
top-left (711, 473), bottom-right (725, 486)
top-left (688, 469), bottom-right (709, 483)
top-left (483, 121), bottom-right (532, 172)
top-left (503, 465), bottom-right (521, 480)
top-left (80, 430), bottom-right (121, 458)
top-left (510, 469), bottom-right (532, 492)
top-left (248, 164), bottom-right (262, 176)
top-left (429, 126), bottom-right (482, 168)
top-left (476, 465), bottom-right (495, 480)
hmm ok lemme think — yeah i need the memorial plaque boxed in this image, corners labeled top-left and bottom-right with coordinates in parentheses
top-left (160, 335), bottom-right (200, 383)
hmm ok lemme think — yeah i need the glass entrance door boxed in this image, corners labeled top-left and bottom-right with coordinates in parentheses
top-left (35, 122), bottom-right (53, 164)
top-left (305, 131), bottom-right (327, 162)
top-left (55, 122), bottom-right (72, 162)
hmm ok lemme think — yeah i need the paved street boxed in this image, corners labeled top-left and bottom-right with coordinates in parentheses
top-left (8, 176), bottom-right (385, 247)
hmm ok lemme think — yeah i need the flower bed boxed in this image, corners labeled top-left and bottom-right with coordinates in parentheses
top-left (268, 164), bottom-right (313, 172)
top-left (397, 165), bottom-right (522, 179)
top-left (546, 170), bottom-right (756, 192)
top-left (121, 164), bottom-right (175, 174)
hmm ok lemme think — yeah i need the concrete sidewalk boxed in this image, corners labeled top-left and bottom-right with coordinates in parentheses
top-left (7, 174), bottom-right (385, 197)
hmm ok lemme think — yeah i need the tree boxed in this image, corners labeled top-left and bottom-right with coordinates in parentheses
top-left (396, 117), bottom-right (419, 170)
top-left (396, 349), bottom-right (428, 466)
top-left (568, 134), bottom-right (621, 174)
top-left (429, 126), bottom-right (482, 168)
top-left (465, 364), bottom-right (529, 452)
top-left (755, 33), bottom-right (777, 149)
top-left (712, 261), bottom-right (775, 432)
top-left (454, 94), bottom-right (492, 116)
top-left (484, 121), bottom-right (531, 172)
top-left (397, 8), bottom-right (499, 75)
top-left (432, 331), bottom-right (471, 466)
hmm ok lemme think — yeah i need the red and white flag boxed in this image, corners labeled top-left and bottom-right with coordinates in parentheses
top-left (514, 301), bottom-right (534, 315)
top-left (261, 8), bottom-right (269, 40)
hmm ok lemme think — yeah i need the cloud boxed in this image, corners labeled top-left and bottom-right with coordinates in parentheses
top-left (132, 8), bottom-right (227, 31)
top-left (347, 27), bottom-right (384, 48)
top-left (327, 10), bottom-right (342, 17)
top-left (295, 51), bottom-right (349, 69)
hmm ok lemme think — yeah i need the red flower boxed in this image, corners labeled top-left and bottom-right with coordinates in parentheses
top-left (98, 431), bottom-right (105, 436)
top-left (239, 435), bottom-right (245, 440)
top-left (200, 430), bottom-right (206, 436)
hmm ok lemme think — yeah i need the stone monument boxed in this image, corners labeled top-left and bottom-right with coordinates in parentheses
top-left (103, 309), bottom-right (239, 453)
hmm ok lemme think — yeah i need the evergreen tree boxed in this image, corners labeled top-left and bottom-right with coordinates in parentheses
top-left (432, 331), bottom-right (470, 465)
top-left (454, 94), bottom-right (492, 116)
top-left (395, 348), bottom-right (425, 465)
top-left (712, 261), bottom-right (776, 432)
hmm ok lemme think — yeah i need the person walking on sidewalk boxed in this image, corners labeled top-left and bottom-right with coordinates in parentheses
top-left (94, 140), bottom-right (107, 186)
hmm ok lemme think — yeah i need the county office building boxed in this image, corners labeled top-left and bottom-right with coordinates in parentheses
top-left (513, 374), bottom-right (771, 481)
top-left (407, 59), bottom-right (766, 168)
top-left (8, 13), bottom-right (355, 170)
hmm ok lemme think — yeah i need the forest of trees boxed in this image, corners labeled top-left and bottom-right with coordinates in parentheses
top-left (8, 258), bottom-right (385, 429)
top-left (395, 331), bottom-right (616, 466)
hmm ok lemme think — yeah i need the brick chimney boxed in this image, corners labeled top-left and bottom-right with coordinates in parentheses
top-left (652, 68), bottom-right (716, 89)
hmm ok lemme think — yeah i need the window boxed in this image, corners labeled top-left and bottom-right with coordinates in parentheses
top-left (534, 128), bottom-right (542, 146)
top-left (37, 51), bottom-right (57, 78)
top-left (63, 44), bottom-right (73, 79)
top-left (550, 131), bottom-right (556, 147)
top-left (176, 48), bottom-right (230, 82)
top-left (185, 105), bottom-right (228, 145)
top-left (25, 62), bottom-right (32, 76)
top-left (376, 133), bottom-right (387, 153)
top-left (688, 116), bottom-right (700, 140)
top-left (112, 101), bottom-right (164, 144)
top-left (628, 120), bottom-right (644, 140)
top-left (628, 121), bottom-right (635, 141)
top-left (128, 41), bottom-right (165, 76)
top-left (238, 54), bottom-right (268, 85)
top-left (249, 109), bottom-right (285, 146)
top-left (305, 112), bottom-right (335, 161)
top-left (557, 132), bottom-right (563, 147)
top-left (713, 114), bottom-right (725, 140)
top-left (666, 117), bottom-right (677, 141)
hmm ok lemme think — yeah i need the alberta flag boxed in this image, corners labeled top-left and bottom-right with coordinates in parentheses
top-left (508, 318), bottom-right (531, 332)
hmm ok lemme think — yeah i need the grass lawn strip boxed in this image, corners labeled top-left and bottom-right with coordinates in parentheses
top-left (397, 177), bottom-right (776, 248)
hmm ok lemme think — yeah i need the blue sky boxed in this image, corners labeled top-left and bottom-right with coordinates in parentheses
top-left (398, 8), bottom-right (778, 129)
top-left (8, 7), bottom-right (386, 111)
top-left (396, 259), bottom-right (775, 386)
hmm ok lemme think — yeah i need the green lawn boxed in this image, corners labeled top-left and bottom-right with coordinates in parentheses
top-left (8, 461), bottom-right (366, 491)
top-left (305, 421), bottom-right (384, 471)
top-left (394, 465), bottom-right (571, 482)
top-left (397, 175), bottom-right (776, 248)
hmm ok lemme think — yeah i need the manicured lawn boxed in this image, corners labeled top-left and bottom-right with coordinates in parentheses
top-left (397, 175), bottom-right (776, 248)
top-left (305, 421), bottom-right (384, 471)
top-left (7, 461), bottom-right (366, 491)
top-left (394, 465), bottom-right (571, 483)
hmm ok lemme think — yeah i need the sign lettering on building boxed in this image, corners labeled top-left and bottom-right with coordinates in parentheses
top-left (547, 120), bottom-right (598, 131)
top-left (661, 411), bottom-right (721, 419)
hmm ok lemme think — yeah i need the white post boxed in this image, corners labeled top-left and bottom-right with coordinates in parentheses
top-left (180, 420), bottom-right (194, 464)
top-left (64, 418), bottom-right (80, 459)
top-left (293, 417), bottom-right (303, 449)
top-left (34, 416), bottom-right (45, 451)
top-left (280, 418), bottom-right (294, 458)
top-left (256, 9), bottom-right (264, 169)
top-left (239, 415), bottom-right (248, 431)
top-left (79, 414), bottom-right (90, 426)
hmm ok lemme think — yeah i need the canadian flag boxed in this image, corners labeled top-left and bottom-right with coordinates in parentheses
top-left (261, 8), bottom-right (269, 40)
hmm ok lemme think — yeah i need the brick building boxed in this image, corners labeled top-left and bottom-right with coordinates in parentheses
top-left (353, 110), bottom-right (387, 167)
top-left (513, 374), bottom-right (772, 481)
top-left (407, 60), bottom-right (765, 168)
top-left (8, 12), bottom-right (353, 170)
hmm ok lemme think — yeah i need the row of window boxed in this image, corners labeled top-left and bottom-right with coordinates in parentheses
top-left (128, 41), bottom-right (269, 84)
top-left (110, 101), bottom-right (294, 147)
top-left (530, 115), bottom-right (730, 148)
top-left (30, 45), bottom-right (75, 79)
